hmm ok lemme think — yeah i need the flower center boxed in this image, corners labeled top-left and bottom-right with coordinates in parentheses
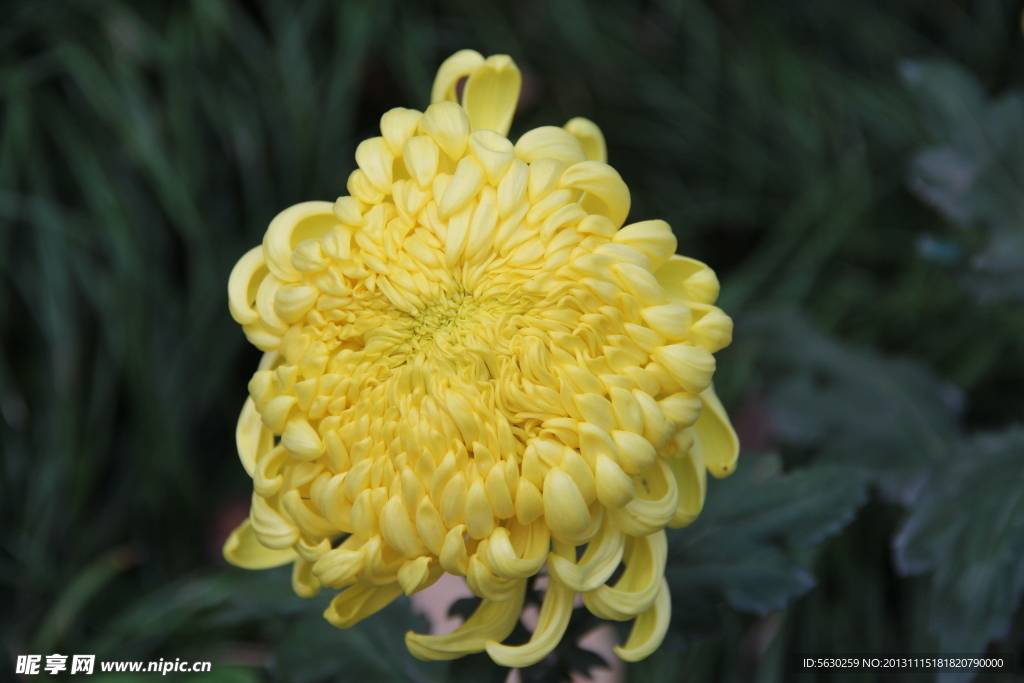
top-left (408, 291), bottom-right (496, 351)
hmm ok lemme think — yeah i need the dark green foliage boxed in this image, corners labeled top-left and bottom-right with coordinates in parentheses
top-left (895, 431), bottom-right (1024, 657)
top-left (667, 455), bottom-right (869, 625)
top-left (905, 60), bottom-right (1024, 301)
top-left (2, 1), bottom-right (1024, 682)
top-left (736, 310), bottom-right (960, 498)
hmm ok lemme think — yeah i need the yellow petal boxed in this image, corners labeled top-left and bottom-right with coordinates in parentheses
top-left (609, 386), bottom-right (644, 434)
top-left (547, 519), bottom-right (625, 592)
top-left (380, 496), bottom-right (429, 558)
top-left (610, 430), bottom-right (657, 474)
top-left (236, 397), bottom-right (271, 477)
top-left (355, 137), bottom-right (395, 194)
top-left (563, 117), bottom-right (607, 163)
top-left (497, 158), bottom-right (528, 219)
top-left (281, 489), bottom-right (337, 538)
top-left (254, 444), bottom-right (288, 497)
top-left (439, 156), bottom-right (485, 219)
top-left (222, 519), bottom-right (296, 570)
top-left (613, 219), bottom-right (677, 271)
top-left (613, 458), bottom-right (679, 536)
top-left (485, 461), bottom-right (516, 519)
top-left (482, 522), bottom-right (550, 579)
top-left (695, 383), bottom-right (739, 478)
top-left (632, 390), bottom-right (676, 448)
top-left (485, 550), bottom-right (576, 667)
top-left (659, 392), bottom-right (703, 429)
top-left (528, 157), bottom-right (568, 203)
top-left (292, 558), bottom-right (321, 598)
top-left (650, 344), bottom-right (715, 395)
top-left (262, 201), bottom-right (337, 283)
top-left (431, 49), bottom-right (485, 103)
top-left (467, 554), bottom-right (524, 601)
top-left (595, 454), bottom-right (634, 508)
top-left (249, 492), bottom-right (299, 549)
top-left (559, 161), bottom-right (631, 228)
top-left (466, 479), bottom-right (497, 539)
top-left (440, 472), bottom-right (468, 527)
top-left (614, 578), bottom-right (671, 662)
top-left (415, 496), bottom-right (448, 556)
top-left (331, 196), bottom-right (366, 227)
top-left (668, 443), bottom-right (706, 528)
top-left (543, 467), bottom-right (591, 538)
top-left (380, 107), bottom-right (423, 156)
top-left (440, 523), bottom-right (470, 576)
top-left (281, 416), bottom-right (325, 460)
top-left (515, 126), bottom-right (587, 166)
top-left (227, 246), bottom-right (268, 325)
top-left (312, 539), bottom-right (366, 588)
top-left (461, 55), bottom-right (521, 137)
top-left (420, 100), bottom-right (471, 161)
top-left (469, 129), bottom-right (515, 184)
top-left (640, 302), bottom-right (693, 339)
top-left (515, 477), bottom-right (544, 525)
top-left (406, 580), bottom-right (526, 661)
top-left (654, 254), bottom-right (720, 305)
top-left (689, 303), bottom-right (734, 353)
top-left (583, 531), bottom-right (666, 620)
top-left (402, 135), bottom-right (441, 190)
top-left (324, 582), bottom-right (405, 629)
top-left (397, 556), bottom-right (442, 596)
top-left (561, 447), bottom-right (597, 504)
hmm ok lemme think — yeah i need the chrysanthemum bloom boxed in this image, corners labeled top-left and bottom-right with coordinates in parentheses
top-left (223, 50), bottom-right (738, 666)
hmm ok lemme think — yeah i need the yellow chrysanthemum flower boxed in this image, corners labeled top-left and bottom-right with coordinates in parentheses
top-left (223, 50), bottom-right (738, 667)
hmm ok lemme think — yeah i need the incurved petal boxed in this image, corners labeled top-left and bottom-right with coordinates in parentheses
top-left (558, 161), bottom-right (630, 228)
top-left (406, 579), bottom-right (526, 661)
top-left (583, 531), bottom-right (666, 620)
top-left (262, 201), bottom-right (338, 283)
top-left (467, 554), bottom-right (525, 601)
top-left (431, 49), bottom-right (485, 103)
top-left (563, 117), bottom-right (607, 163)
top-left (547, 518), bottom-right (625, 592)
top-left (514, 126), bottom-right (587, 166)
top-left (695, 383), bottom-right (739, 478)
top-left (236, 397), bottom-right (272, 478)
top-left (654, 254), bottom-right (720, 305)
top-left (292, 557), bottom-right (321, 598)
top-left (324, 582), bottom-right (405, 629)
top-left (222, 519), bottom-right (296, 570)
top-left (668, 442), bottom-right (706, 528)
top-left (611, 459), bottom-right (679, 536)
top-left (614, 578), bottom-right (671, 662)
top-left (613, 219), bottom-right (677, 271)
top-left (249, 492), bottom-right (300, 550)
top-left (397, 556), bottom-right (444, 596)
top-left (227, 246), bottom-right (267, 325)
top-left (462, 55), bottom-right (521, 137)
top-left (485, 549), bottom-right (577, 668)
top-left (482, 522), bottom-right (549, 579)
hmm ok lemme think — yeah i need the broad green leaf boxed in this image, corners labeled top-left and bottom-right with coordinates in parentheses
top-left (894, 430), bottom-right (1024, 657)
top-left (904, 60), bottom-right (1024, 301)
top-left (273, 597), bottom-right (448, 683)
top-left (740, 310), bottom-right (959, 499)
top-left (666, 455), bottom-right (868, 633)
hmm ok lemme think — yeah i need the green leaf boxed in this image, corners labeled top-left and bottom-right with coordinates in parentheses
top-left (741, 310), bottom-right (959, 498)
top-left (903, 60), bottom-right (1024, 301)
top-left (666, 455), bottom-right (868, 634)
top-left (273, 597), bottom-right (448, 683)
top-left (894, 429), bottom-right (1024, 656)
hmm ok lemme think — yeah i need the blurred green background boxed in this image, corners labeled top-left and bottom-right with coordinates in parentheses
top-left (2, 0), bottom-right (1024, 681)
